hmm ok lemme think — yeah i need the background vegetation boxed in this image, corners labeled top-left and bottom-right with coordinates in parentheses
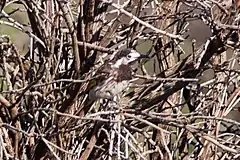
top-left (0, 0), bottom-right (240, 159)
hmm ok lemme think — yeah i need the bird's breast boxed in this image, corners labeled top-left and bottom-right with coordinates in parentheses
top-left (89, 80), bottom-right (129, 100)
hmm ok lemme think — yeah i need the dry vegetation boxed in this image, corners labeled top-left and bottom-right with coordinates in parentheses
top-left (0, 0), bottom-right (240, 159)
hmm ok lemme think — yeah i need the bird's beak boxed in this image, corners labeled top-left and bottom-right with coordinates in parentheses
top-left (139, 53), bottom-right (150, 59)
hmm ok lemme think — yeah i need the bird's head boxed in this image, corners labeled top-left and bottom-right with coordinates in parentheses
top-left (111, 48), bottom-right (149, 68)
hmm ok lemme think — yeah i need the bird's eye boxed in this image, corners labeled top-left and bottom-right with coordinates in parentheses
top-left (127, 55), bottom-right (131, 59)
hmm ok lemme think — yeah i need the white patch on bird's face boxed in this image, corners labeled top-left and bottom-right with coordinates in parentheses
top-left (113, 50), bottom-right (141, 68)
top-left (127, 50), bottom-right (141, 62)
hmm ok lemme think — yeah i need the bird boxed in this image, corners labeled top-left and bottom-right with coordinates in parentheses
top-left (88, 48), bottom-right (149, 101)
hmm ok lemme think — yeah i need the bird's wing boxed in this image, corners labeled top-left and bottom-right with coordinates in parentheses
top-left (87, 63), bottom-right (112, 90)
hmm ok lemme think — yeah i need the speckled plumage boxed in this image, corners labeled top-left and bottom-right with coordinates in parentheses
top-left (89, 64), bottom-right (132, 100)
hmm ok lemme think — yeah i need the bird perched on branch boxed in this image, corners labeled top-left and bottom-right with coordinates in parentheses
top-left (88, 48), bottom-right (149, 101)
